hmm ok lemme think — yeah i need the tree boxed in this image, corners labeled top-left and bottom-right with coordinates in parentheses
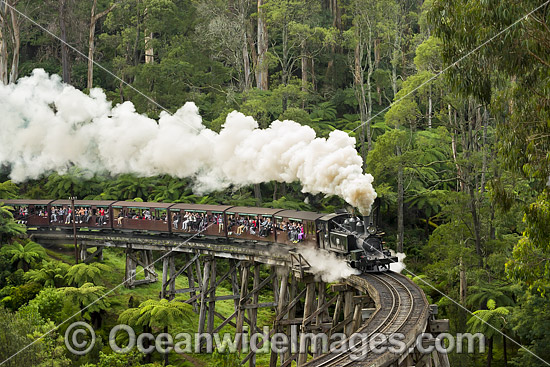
top-left (0, 306), bottom-right (43, 366)
top-left (87, 0), bottom-right (117, 89)
top-left (0, 0), bottom-right (21, 84)
top-left (65, 262), bottom-right (111, 287)
top-left (25, 260), bottom-right (70, 288)
top-left (119, 298), bottom-right (193, 366)
top-left (61, 282), bottom-right (110, 328)
top-left (1, 240), bottom-right (45, 271)
top-left (59, 0), bottom-right (70, 83)
top-left (0, 204), bottom-right (26, 244)
top-left (429, 0), bottom-right (550, 282)
top-left (345, 0), bottom-right (396, 163)
top-left (0, 180), bottom-right (18, 198)
top-left (468, 299), bottom-right (511, 367)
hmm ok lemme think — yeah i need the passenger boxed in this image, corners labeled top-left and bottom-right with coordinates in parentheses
top-left (200, 214), bottom-right (208, 231)
top-left (217, 214), bottom-right (224, 233)
top-left (182, 212), bottom-right (191, 231)
top-left (259, 218), bottom-right (268, 237)
top-left (98, 208), bottom-right (105, 225)
top-left (173, 213), bottom-right (180, 229)
top-left (117, 211), bottom-right (124, 226)
top-left (237, 217), bottom-right (245, 235)
top-left (65, 207), bottom-right (72, 224)
top-left (85, 208), bottom-right (92, 223)
top-left (191, 213), bottom-right (198, 231)
top-left (144, 209), bottom-right (151, 220)
top-left (78, 207), bottom-right (85, 223)
top-left (298, 224), bottom-right (304, 242)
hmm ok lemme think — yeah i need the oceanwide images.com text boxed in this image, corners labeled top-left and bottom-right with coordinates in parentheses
top-left (65, 322), bottom-right (485, 360)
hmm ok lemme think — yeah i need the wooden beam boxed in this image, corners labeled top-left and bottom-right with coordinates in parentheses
top-left (213, 310), bottom-right (238, 333)
top-left (236, 263), bottom-right (250, 352)
top-left (275, 288), bottom-right (307, 323)
top-left (240, 272), bottom-right (275, 303)
top-left (298, 281), bottom-right (316, 366)
top-left (161, 255), bottom-right (169, 299)
top-left (207, 257), bottom-right (217, 335)
top-left (270, 268), bottom-right (289, 367)
top-left (303, 294), bottom-right (338, 326)
top-left (198, 258), bottom-right (211, 336)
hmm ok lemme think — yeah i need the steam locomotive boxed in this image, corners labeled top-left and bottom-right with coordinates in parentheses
top-left (2, 198), bottom-right (397, 273)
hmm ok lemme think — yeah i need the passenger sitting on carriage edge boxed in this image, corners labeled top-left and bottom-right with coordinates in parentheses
top-left (236, 218), bottom-right (245, 235)
top-left (217, 214), bottom-right (224, 233)
top-left (173, 213), bottom-right (180, 229)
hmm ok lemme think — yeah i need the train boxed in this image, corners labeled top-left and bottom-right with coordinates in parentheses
top-left (1, 198), bottom-right (397, 272)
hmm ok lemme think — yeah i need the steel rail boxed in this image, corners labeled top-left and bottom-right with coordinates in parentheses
top-left (303, 272), bottom-right (428, 367)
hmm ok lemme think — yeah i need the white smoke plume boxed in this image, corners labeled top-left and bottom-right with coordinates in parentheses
top-left (389, 250), bottom-right (406, 273)
top-left (0, 69), bottom-right (377, 214)
top-left (297, 247), bottom-right (360, 283)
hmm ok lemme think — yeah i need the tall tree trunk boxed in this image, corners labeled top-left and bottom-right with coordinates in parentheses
top-left (254, 183), bottom-right (262, 206)
top-left (353, 33), bottom-right (368, 169)
top-left (310, 57), bottom-right (315, 91)
top-left (8, 2), bottom-right (19, 83)
top-left (0, 1), bottom-right (9, 84)
top-left (325, 0), bottom-right (340, 87)
top-left (301, 41), bottom-right (307, 92)
top-left (281, 21), bottom-right (288, 111)
top-left (242, 25), bottom-right (251, 90)
top-left (459, 257), bottom-right (467, 304)
top-left (256, 0), bottom-right (268, 90)
top-left (428, 84), bottom-right (432, 128)
top-left (144, 32), bottom-right (153, 63)
top-left (59, 0), bottom-right (71, 84)
top-left (480, 111), bottom-right (488, 194)
top-left (502, 333), bottom-right (507, 367)
top-left (88, 0), bottom-right (116, 89)
top-left (365, 25), bottom-right (374, 153)
top-left (397, 146), bottom-right (404, 253)
top-left (486, 336), bottom-right (493, 367)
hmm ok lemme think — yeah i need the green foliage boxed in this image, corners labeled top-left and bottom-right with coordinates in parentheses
top-left (25, 260), bottom-right (70, 288)
top-left (506, 191), bottom-right (550, 288)
top-left (1, 282), bottom-right (42, 311)
top-left (509, 285), bottom-right (550, 366)
top-left (65, 263), bottom-right (112, 287)
top-left (468, 299), bottom-right (510, 339)
top-left (0, 205), bottom-right (26, 244)
top-left (263, 196), bottom-right (312, 211)
top-left (0, 180), bottom-right (19, 199)
top-left (0, 306), bottom-right (43, 366)
top-left (60, 282), bottom-right (110, 316)
top-left (81, 350), bottom-right (144, 367)
top-left (127, 298), bottom-right (193, 330)
top-left (44, 169), bottom-right (102, 199)
top-left (1, 240), bottom-right (46, 271)
top-left (24, 287), bottom-right (65, 323)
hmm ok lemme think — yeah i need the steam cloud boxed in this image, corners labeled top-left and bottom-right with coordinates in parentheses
top-left (0, 69), bottom-right (377, 214)
top-left (389, 251), bottom-right (406, 273)
top-left (298, 247), bottom-right (360, 282)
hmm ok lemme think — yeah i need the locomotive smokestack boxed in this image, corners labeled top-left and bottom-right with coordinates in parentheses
top-left (362, 215), bottom-right (371, 234)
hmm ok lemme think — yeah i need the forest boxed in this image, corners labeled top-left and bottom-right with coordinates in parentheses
top-left (0, 0), bottom-right (550, 366)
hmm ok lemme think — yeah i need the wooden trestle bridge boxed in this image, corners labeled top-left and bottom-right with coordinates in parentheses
top-left (30, 229), bottom-right (450, 367)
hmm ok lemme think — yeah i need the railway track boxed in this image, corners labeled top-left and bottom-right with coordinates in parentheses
top-left (304, 271), bottom-right (429, 367)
